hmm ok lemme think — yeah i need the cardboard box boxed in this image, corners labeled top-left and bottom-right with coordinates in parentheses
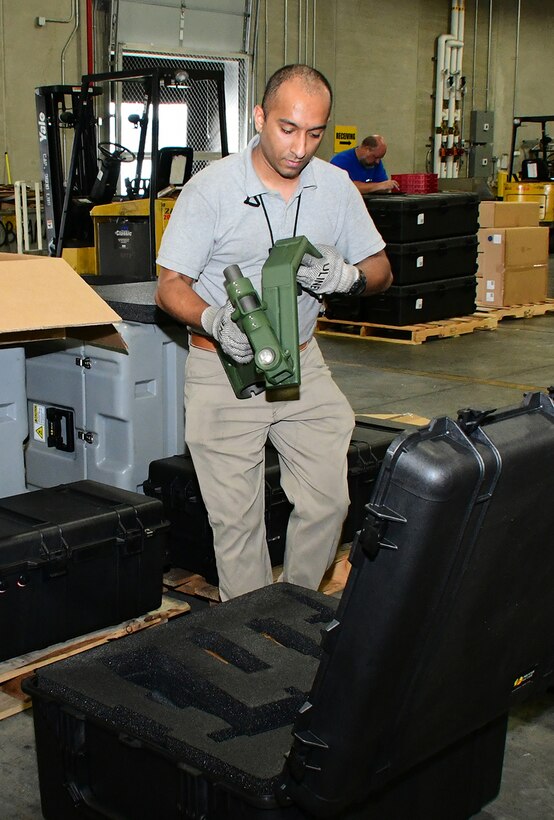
top-left (479, 201), bottom-right (541, 228)
top-left (477, 264), bottom-right (548, 308)
top-left (477, 226), bottom-right (549, 276)
top-left (0, 253), bottom-right (124, 348)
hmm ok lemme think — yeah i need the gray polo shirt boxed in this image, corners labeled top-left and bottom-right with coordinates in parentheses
top-left (157, 136), bottom-right (385, 342)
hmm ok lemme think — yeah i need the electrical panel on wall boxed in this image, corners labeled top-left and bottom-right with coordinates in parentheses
top-left (469, 110), bottom-right (495, 178)
top-left (470, 111), bottom-right (495, 144)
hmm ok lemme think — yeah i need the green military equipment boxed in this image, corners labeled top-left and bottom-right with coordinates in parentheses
top-left (218, 235), bottom-right (320, 399)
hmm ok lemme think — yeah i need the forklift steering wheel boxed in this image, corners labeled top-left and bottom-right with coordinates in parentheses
top-left (98, 142), bottom-right (136, 163)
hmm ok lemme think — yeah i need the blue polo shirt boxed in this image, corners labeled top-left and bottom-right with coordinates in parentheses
top-left (330, 147), bottom-right (389, 183)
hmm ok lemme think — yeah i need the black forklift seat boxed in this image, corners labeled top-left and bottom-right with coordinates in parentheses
top-left (156, 145), bottom-right (194, 193)
top-left (520, 157), bottom-right (551, 181)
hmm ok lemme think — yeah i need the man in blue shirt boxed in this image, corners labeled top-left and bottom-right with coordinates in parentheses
top-left (330, 135), bottom-right (399, 195)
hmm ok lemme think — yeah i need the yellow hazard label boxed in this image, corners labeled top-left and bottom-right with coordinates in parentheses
top-left (32, 404), bottom-right (46, 442)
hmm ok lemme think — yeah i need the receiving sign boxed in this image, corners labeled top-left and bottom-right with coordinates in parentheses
top-left (334, 125), bottom-right (357, 153)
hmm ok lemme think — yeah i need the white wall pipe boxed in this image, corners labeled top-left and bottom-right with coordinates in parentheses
top-left (434, 34), bottom-right (450, 174)
top-left (445, 38), bottom-right (455, 177)
top-left (450, 3), bottom-right (459, 72)
top-left (434, 35), bottom-right (463, 174)
top-left (447, 0), bottom-right (465, 177)
top-left (436, 0), bottom-right (465, 177)
top-left (453, 1), bottom-right (460, 34)
top-left (453, 2), bottom-right (465, 177)
top-left (434, 34), bottom-right (448, 128)
top-left (447, 44), bottom-right (457, 178)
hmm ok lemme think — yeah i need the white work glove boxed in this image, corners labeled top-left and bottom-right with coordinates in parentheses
top-left (297, 244), bottom-right (359, 295)
top-left (200, 301), bottom-right (254, 364)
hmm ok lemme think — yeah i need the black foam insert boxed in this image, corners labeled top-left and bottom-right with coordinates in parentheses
top-left (33, 583), bottom-right (338, 795)
top-left (91, 281), bottom-right (170, 325)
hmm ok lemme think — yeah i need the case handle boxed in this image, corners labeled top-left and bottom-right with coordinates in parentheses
top-left (46, 407), bottom-right (75, 452)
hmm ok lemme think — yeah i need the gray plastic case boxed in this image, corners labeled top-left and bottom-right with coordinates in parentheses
top-left (0, 347), bottom-right (27, 498)
top-left (24, 321), bottom-right (187, 493)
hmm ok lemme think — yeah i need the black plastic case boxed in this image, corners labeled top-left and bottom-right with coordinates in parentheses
top-left (364, 192), bottom-right (480, 242)
top-left (144, 446), bottom-right (291, 584)
top-left (25, 393), bottom-right (554, 819)
top-left (143, 422), bottom-right (398, 584)
top-left (385, 234), bottom-right (478, 284)
top-left (360, 274), bottom-right (477, 325)
top-left (0, 480), bottom-right (168, 662)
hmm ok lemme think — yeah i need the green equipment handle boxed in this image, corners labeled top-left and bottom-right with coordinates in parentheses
top-left (218, 235), bottom-right (321, 399)
top-left (224, 265), bottom-right (295, 385)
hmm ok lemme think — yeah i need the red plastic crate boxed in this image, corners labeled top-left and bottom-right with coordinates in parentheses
top-left (391, 173), bottom-right (438, 194)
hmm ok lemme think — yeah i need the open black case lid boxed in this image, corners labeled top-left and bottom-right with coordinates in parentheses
top-left (282, 391), bottom-right (554, 816)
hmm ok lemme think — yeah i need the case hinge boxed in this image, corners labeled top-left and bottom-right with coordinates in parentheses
top-left (457, 406), bottom-right (497, 434)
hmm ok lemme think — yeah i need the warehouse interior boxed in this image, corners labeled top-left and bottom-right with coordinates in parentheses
top-left (1, 1), bottom-right (554, 819)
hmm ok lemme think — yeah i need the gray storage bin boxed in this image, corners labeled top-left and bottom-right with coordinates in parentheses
top-left (0, 347), bottom-right (27, 497)
top-left (24, 322), bottom-right (187, 493)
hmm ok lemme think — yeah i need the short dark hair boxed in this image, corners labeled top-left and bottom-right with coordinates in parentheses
top-left (261, 64), bottom-right (333, 115)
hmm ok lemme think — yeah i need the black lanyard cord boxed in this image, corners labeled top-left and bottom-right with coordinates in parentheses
top-left (258, 195), bottom-right (275, 248)
top-left (245, 191), bottom-right (303, 249)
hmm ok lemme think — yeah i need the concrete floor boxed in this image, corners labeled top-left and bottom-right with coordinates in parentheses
top-left (1, 290), bottom-right (554, 817)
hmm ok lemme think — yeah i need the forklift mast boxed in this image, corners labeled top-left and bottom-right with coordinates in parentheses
top-left (35, 67), bottom-right (229, 279)
top-left (35, 85), bottom-right (101, 254)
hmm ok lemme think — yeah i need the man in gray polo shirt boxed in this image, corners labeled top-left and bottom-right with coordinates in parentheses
top-left (156, 64), bottom-right (391, 601)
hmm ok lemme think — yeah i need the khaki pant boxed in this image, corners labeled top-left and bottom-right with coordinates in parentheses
top-left (184, 338), bottom-right (355, 600)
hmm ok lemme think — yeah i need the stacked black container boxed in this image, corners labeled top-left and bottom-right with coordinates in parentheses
top-left (328, 192), bottom-right (480, 326)
top-left (144, 420), bottom-right (401, 585)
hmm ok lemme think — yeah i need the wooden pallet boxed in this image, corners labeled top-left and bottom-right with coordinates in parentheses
top-left (476, 298), bottom-right (554, 321)
top-left (356, 411), bottom-right (430, 427)
top-left (316, 312), bottom-right (498, 345)
top-left (163, 546), bottom-right (353, 604)
top-left (164, 568), bottom-right (221, 602)
top-left (0, 595), bottom-right (190, 721)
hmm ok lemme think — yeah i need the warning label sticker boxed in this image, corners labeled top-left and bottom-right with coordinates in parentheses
top-left (33, 404), bottom-right (46, 443)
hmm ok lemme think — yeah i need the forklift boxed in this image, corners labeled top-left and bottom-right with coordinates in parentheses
top-left (502, 115), bottom-right (554, 233)
top-left (36, 67), bottom-right (228, 280)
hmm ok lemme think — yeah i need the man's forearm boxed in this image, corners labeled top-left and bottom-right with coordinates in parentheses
top-left (353, 179), bottom-right (399, 195)
top-left (155, 268), bottom-right (209, 331)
